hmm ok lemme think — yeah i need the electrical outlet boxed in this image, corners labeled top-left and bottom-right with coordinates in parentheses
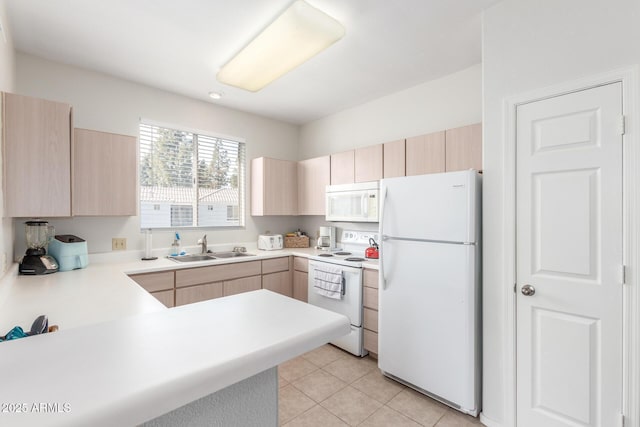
top-left (112, 238), bottom-right (127, 251)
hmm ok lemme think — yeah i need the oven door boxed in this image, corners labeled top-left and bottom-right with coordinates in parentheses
top-left (308, 260), bottom-right (363, 327)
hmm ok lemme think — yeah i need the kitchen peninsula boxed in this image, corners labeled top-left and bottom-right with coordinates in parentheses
top-left (0, 260), bottom-right (350, 426)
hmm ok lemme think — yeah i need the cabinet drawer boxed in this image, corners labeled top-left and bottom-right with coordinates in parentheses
top-left (175, 282), bottom-right (223, 306)
top-left (363, 269), bottom-right (378, 288)
top-left (262, 257), bottom-right (290, 274)
top-left (364, 329), bottom-right (378, 355)
top-left (151, 289), bottom-right (174, 308)
top-left (363, 286), bottom-right (378, 310)
top-left (223, 275), bottom-right (262, 297)
top-left (262, 271), bottom-right (292, 297)
top-left (363, 308), bottom-right (378, 332)
top-left (293, 256), bottom-right (308, 272)
top-left (129, 271), bottom-right (174, 292)
top-left (176, 261), bottom-right (261, 287)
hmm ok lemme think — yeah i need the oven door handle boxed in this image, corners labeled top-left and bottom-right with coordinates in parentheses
top-left (341, 274), bottom-right (346, 296)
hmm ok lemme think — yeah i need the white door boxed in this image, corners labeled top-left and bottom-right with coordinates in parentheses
top-left (516, 83), bottom-right (623, 427)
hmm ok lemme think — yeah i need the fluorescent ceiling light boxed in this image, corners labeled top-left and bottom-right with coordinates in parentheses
top-left (216, 0), bottom-right (345, 92)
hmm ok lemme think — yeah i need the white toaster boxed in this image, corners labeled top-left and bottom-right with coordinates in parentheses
top-left (258, 234), bottom-right (283, 250)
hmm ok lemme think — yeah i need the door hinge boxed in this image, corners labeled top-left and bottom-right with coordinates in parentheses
top-left (619, 115), bottom-right (626, 135)
top-left (620, 413), bottom-right (625, 427)
top-left (513, 283), bottom-right (517, 293)
top-left (621, 265), bottom-right (627, 285)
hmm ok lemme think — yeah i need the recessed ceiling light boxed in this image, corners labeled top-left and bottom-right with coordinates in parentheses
top-left (208, 91), bottom-right (222, 100)
top-left (216, 0), bottom-right (345, 92)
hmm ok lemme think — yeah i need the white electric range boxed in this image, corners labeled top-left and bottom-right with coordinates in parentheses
top-left (307, 230), bottom-right (379, 356)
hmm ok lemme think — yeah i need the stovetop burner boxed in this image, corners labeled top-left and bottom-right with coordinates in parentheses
top-left (344, 257), bottom-right (365, 262)
top-left (334, 251), bottom-right (352, 256)
top-left (318, 253), bottom-right (334, 257)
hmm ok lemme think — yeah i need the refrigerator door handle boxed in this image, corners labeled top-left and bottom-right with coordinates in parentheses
top-left (379, 187), bottom-right (388, 289)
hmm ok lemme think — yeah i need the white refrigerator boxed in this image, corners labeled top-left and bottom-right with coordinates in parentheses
top-left (378, 170), bottom-right (481, 416)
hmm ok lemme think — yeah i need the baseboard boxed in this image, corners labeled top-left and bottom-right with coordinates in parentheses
top-left (479, 412), bottom-right (504, 427)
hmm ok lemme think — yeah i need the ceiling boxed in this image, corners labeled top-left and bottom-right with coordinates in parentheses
top-left (4, 0), bottom-right (500, 125)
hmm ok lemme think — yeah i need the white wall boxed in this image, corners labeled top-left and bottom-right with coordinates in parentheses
top-left (482, 1), bottom-right (640, 426)
top-left (298, 64), bottom-right (482, 237)
top-left (0, 0), bottom-right (15, 276)
top-left (13, 53), bottom-right (301, 256)
top-left (299, 64), bottom-right (482, 159)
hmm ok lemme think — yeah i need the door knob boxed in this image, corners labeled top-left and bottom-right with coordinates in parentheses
top-left (521, 284), bottom-right (536, 296)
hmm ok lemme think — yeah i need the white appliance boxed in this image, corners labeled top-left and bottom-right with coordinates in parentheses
top-left (378, 170), bottom-right (481, 416)
top-left (257, 234), bottom-right (283, 250)
top-left (325, 182), bottom-right (379, 222)
top-left (307, 230), bottom-right (378, 356)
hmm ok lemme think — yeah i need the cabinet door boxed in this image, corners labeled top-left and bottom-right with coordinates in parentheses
top-left (297, 156), bottom-right (330, 215)
top-left (3, 93), bottom-right (72, 217)
top-left (445, 123), bottom-right (482, 172)
top-left (151, 290), bottom-right (175, 308)
top-left (73, 128), bottom-right (137, 216)
top-left (405, 131), bottom-right (445, 176)
top-left (223, 275), bottom-right (262, 297)
top-left (383, 139), bottom-right (405, 178)
top-left (354, 144), bottom-right (383, 183)
top-left (175, 282), bottom-right (223, 306)
top-left (251, 157), bottom-right (297, 215)
top-left (262, 271), bottom-right (292, 297)
top-left (330, 150), bottom-right (355, 184)
top-left (293, 270), bottom-right (308, 302)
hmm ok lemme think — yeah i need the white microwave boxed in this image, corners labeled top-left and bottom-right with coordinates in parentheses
top-left (325, 181), bottom-right (379, 222)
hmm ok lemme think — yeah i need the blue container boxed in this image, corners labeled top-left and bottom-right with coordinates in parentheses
top-left (48, 235), bottom-right (89, 272)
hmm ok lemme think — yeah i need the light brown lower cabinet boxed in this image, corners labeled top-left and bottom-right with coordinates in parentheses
top-left (150, 290), bottom-right (175, 308)
top-left (293, 257), bottom-right (309, 302)
top-left (224, 276), bottom-right (262, 297)
top-left (176, 282), bottom-right (223, 306)
top-left (262, 257), bottom-right (292, 297)
top-left (129, 271), bottom-right (175, 307)
top-left (363, 268), bottom-right (379, 357)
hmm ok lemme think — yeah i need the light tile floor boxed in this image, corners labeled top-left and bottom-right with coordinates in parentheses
top-left (279, 344), bottom-right (484, 426)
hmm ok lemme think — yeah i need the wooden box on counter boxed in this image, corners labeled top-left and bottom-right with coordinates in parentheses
top-left (284, 236), bottom-right (310, 248)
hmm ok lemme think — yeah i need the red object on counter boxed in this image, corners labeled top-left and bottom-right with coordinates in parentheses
top-left (365, 238), bottom-right (379, 259)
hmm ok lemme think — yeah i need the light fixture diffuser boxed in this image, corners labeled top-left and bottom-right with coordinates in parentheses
top-left (216, 0), bottom-right (345, 92)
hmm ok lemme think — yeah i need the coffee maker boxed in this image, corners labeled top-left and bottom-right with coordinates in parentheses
top-left (19, 220), bottom-right (59, 275)
top-left (316, 226), bottom-right (337, 251)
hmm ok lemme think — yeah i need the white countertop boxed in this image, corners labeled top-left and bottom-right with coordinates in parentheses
top-left (0, 290), bottom-right (350, 426)
top-left (0, 246), bottom-right (359, 426)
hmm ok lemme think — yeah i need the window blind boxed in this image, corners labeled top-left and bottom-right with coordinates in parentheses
top-left (139, 123), bottom-right (245, 229)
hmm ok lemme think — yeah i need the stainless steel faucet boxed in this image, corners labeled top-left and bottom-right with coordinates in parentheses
top-left (200, 234), bottom-right (207, 254)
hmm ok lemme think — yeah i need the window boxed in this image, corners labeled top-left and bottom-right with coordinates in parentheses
top-left (139, 123), bottom-right (245, 229)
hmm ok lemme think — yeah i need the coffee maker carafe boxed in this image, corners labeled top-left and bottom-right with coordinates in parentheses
top-left (19, 220), bottom-right (59, 275)
top-left (316, 226), bottom-right (337, 251)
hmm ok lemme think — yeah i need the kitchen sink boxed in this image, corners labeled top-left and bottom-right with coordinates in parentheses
top-left (211, 252), bottom-right (256, 258)
top-left (168, 254), bottom-right (217, 263)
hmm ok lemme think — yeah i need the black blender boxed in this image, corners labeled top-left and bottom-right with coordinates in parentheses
top-left (19, 220), bottom-right (59, 275)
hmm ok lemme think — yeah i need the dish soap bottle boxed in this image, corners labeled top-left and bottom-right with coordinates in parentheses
top-left (170, 232), bottom-right (181, 256)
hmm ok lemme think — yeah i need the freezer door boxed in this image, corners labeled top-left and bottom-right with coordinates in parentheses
top-left (380, 170), bottom-right (480, 243)
top-left (378, 239), bottom-right (479, 414)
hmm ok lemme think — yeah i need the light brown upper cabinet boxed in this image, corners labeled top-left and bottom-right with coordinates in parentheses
top-left (383, 139), bottom-right (406, 178)
top-left (330, 150), bottom-right (355, 184)
top-left (2, 92), bottom-right (72, 217)
top-left (354, 144), bottom-right (383, 182)
top-left (251, 157), bottom-right (298, 215)
top-left (405, 131), bottom-right (446, 176)
top-left (73, 128), bottom-right (137, 216)
top-left (297, 156), bottom-right (330, 215)
top-left (445, 123), bottom-right (482, 172)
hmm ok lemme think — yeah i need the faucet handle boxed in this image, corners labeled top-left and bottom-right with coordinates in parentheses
top-left (233, 246), bottom-right (246, 253)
